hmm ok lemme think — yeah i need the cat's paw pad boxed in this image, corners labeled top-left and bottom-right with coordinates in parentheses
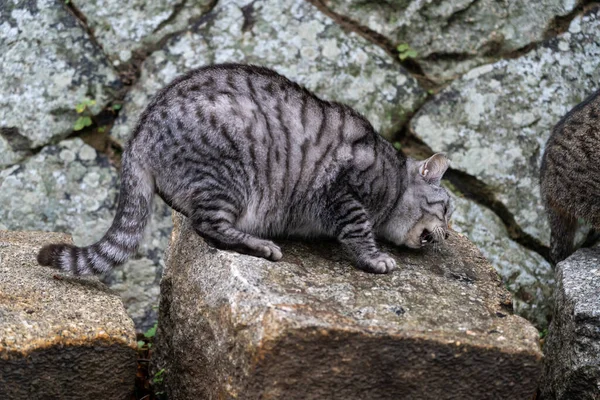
top-left (250, 240), bottom-right (283, 261)
top-left (359, 253), bottom-right (397, 274)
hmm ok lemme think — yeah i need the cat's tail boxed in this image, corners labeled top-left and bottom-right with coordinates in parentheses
top-left (37, 156), bottom-right (154, 275)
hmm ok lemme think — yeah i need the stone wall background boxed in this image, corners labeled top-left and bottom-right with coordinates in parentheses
top-left (1, 0), bottom-right (598, 331)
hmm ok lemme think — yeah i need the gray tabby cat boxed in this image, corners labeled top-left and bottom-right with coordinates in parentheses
top-left (38, 64), bottom-right (453, 275)
top-left (540, 88), bottom-right (600, 264)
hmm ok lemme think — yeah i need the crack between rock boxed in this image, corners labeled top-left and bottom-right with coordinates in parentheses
top-left (444, 0), bottom-right (482, 28)
top-left (152, 0), bottom-right (189, 34)
top-left (64, 1), bottom-right (107, 63)
top-left (543, 1), bottom-right (600, 40)
top-left (493, 1), bottom-right (600, 62)
top-left (1, 104), bottom-right (125, 172)
top-left (241, 1), bottom-right (258, 33)
top-left (120, 0), bottom-right (220, 85)
top-left (304, 0), bottom-right (436, 89)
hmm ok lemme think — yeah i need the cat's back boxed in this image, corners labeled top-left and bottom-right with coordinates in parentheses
top-left (133, 64), bottom-right (372, 151)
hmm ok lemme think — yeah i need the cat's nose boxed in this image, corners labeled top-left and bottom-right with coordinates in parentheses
top-left (444, 231), bottom-right (449, 240)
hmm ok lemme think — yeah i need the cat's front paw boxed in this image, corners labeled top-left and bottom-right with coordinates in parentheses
top-left (247, 239), bottom-right (283, 261)
top-left (357, 253), bottom-right (397, 274)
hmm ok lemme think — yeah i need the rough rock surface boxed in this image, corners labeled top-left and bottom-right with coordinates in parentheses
top-left (411, 8), bottom-right (600, 245)
top-left (0, 0), bottom-right (122, 168)
top-left (541, 247), bottom-right (600, 399)
top-left (154, 213), bottom-right (542, 400)
top-left (111, 0), bottom-right (426, 144)
top-left (73, 0), bottom-right (214, 68)
top-left (0, 230), bottom-right (137, 399)
top-left (0, 138), bottom-right (171, 330)
top-left (314, 0), bottom-right (577, 81)
top-left (449, 189), bottom-right (554, 329)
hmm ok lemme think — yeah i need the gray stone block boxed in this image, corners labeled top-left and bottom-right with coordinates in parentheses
top-left (541, 247), bottom-right (600, 399)
top-left (0, 230), bottom-right (137, 399)
top-left (153, 213), bottom-right (542, 399)
top-left (313, 0), bottom-right (578, 82)
top-left (0, 0), bottom-right (122, 167)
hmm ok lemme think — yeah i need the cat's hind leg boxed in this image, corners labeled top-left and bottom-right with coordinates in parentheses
top-left (547, 205), bottom-right (577, 265)
top-left (329, 194), bottom-right (396, 274)
top-left (191, 205), bottom-right (282, 261)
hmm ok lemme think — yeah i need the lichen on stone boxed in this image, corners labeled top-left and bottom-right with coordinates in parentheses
top-left (318, 0), bottom-right (579, 82)
top-left (73, 0), bottom-right (214, 67)
top-left (0, 0), bottom-right (122, 168)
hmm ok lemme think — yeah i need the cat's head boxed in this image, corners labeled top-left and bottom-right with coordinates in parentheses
top-left (380, 153), bottom-right (454, 249)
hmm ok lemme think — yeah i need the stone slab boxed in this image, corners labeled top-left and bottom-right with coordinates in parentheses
top-left (0, 230), bottom-right (137, 399)
top-left (153, 213), bottom-right (542, 399)
top-left (314, 0), bottom-right (577, 81)
top-left (74, 0), bottom-right (214, 68)
top-left (541, 247), bottom-right (600, 399)
top-left (0, 0), bottom-right (122, 167)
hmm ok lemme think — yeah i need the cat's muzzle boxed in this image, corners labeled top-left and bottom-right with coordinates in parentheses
top-left (419, 227), bottom-right (448, 247)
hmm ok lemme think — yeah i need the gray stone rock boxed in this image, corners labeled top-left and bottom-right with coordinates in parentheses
top-left (0, 138), bottom-right (171, 330)
top-left (111, 0), bottom-right (426, 144)
top-left (0, 230), bottom-right (136, 400)
top-left (411, 8), bottom-right (600, 245)
top-left (315, 0), bottom-right (578, 82)
top-left (153, 212), bottom-right (542, 399)
top-left (0, 0), bottom-right (122, 168)
top-left (541, 247), bottom-right (600, 399)
top-left (73, 0), bottom-right (214, 68)
top-left (449, 189), bottom-right (554, 329)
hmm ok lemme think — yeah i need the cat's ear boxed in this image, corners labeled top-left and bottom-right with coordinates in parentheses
top-left (418, 153), bottom-right (449, 185)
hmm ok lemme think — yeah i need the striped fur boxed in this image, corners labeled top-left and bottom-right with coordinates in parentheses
top-left (540, 88), bottom-right (600, 264)
top-left (38, 64), bottom-right (453, 274)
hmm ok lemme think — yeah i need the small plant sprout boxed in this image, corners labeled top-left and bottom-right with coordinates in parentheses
top-left (153, 368), bottom-right (165, 385)
top-left (144, 322), bottom-right (158, 339)
top-left (397, 43), bottom-right (418, 61)
top-left (73, 98), bottom-right (96, 131)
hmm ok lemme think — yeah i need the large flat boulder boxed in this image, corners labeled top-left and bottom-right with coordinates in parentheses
top-left (0, 230), bottom-right (137, 399)
top-left (154, 213), bottom-right (542, 399)
top-left (541, 247), bottom-right (600, 399)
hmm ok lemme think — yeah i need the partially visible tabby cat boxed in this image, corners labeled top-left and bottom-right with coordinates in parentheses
top-left (38, 64), bottom-right (453, 275)
top-left (540, 88), bottom-right (600, 264)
